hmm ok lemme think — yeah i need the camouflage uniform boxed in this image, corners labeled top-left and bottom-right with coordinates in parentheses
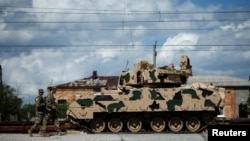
top-left (28, 89), bottom-right (48, 137)
top-left (46, 86), bottom-right (63, 135)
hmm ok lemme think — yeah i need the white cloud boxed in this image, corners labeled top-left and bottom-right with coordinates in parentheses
top-left (0, 31), bottom-right (34, 43)
top-left (20, 58), bottom-right (43, 72)
top-left (1, 0), bottom-right (250, 103)
top-left (74, 55), bottom-right (88, 64)
top-left (157, 33), bottom-right (199, 67)
top-left (96, 49), bottom-right (117, 63)
top-left (220, 23), bottom-right (236, 31)
top-left (220, 20), bottom-right (250, 31)
top-left (220, 20), bottom-right (250, 39)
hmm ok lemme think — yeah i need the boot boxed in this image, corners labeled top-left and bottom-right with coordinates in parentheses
top-left (57, 131), bottom-right (66, 136)
top-left (28, 129), bottom-right (33, 137)
top-left (40, 131), bottom-right (49, 137)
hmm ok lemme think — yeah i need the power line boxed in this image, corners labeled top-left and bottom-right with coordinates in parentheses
top-left (2, 27), bottom-right (249, 31)
top-left (0, 44), bottom-right (249, 53)
top-left (0, 6), bottom-right (249, 53)
top-left (0, 44), bottom-right (250, 47)
top-left (1, 7), bottom-right (249, 32)
top-left (1, 6), bottom-right (250, 14)
top-left (3, 10), bottom-right (250, 15)
top-left (2, 19), bottom-right (249, 24)
top-left (0, 49), bottom-right (249, 53)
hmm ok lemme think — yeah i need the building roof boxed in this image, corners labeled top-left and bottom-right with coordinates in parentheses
top-left (56, 72), bottom-right (250, 89)
top-left (56, 76), bottom-right (119, 89)
top-left (186, 75), bottom-right (250, 88)
top-left (56, 70), bottom-right (119, 89)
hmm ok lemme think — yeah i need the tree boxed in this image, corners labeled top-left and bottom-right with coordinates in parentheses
top-left (247, 90), bottom-right (250, 114)
top-left (239, 90), bottom-right (250, 117)
top-left (20, 104), bottom-right (36, 121)
top-left (0, 84), bottom-right (23, 121)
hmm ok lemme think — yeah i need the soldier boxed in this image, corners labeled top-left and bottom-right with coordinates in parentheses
top-left (28, 89), bottom-right (48, 137)
top-left (46, 86), bottom-right (64, 135)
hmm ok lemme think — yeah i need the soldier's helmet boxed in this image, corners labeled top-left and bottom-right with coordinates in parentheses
top-left (47, 86), bottom-right (57, 91)
top-left (38, 89), bottom-right (44, 93)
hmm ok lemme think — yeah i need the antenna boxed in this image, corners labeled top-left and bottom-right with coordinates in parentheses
top-left (124, 60), bottom-right (129, 71)
top-left (50, 79), bottom-right (53, 86)
top-left (153, 41), bottom-right (157, 67)
top-left (0, 65), bottom-right (2, 88)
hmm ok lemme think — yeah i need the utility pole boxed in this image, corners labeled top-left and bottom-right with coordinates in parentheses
top-left (0, 65), bottom-right (2, 87)
top-left (153, 41), bottom-right (157, 67)
top-left (20, 94), bottom-right (31, 120)
top-left (0, 65), bottom-right (2, 122)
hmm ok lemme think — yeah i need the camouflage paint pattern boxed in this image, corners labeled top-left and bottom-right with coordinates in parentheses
top-left (67, 55), bottom-right (225, 121)
top-left (67, 82), bottom-right (225, 120)
top-left (118, 55), bottom-right (192, 87)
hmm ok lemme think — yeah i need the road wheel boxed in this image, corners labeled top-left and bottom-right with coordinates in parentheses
top-left (150, 118), bottom-right (166, 132)
top-left (108, 118), bottom-right (123, 133)
top-left (168, 117), bottom-right (183, 132)
top-left (185, 117), bottom-right (201, 132)
top-left (127, 118), bottom-right (142, 133)
top-left (90, 118), bottom-right (105, 133)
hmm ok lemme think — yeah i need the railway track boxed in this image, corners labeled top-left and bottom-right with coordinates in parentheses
top-left (0, 118), bottom-right (249, 134)
top-left (0, 121), bottom-right (67, 133)
top-left (213, 117), bottom-right (250, 125)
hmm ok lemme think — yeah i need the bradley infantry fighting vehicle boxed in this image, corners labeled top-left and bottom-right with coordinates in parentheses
top-left (66, 55), bottom-right (225, 133)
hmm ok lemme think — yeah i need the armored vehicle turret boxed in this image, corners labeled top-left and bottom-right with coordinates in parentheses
top-left (119, 55), bottom-right (192, 88)
top-left (66, 55), bottom-right (225, 133)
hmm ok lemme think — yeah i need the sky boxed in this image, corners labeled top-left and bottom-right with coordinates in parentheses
top-left (0, 0), bottom-right (250, 104)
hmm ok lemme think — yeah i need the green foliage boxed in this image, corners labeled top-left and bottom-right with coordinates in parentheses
top-left (20, 104), bottom-right (36, 121)
top-left (0, 84), bottom-right (23, 121)
top-left (20, 103), bottom-right (68, 120)
top-left (0, 83), bottom-right (69, 121)
top-left (240, 90), bottom-right (250, 115)
top-left (247, 90), bottom-right (250, 114)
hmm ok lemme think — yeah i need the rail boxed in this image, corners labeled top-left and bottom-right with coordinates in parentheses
top-left (0, 117), bottom-right (249, 133)
top-left (0, 121), bottom-right (67, 133)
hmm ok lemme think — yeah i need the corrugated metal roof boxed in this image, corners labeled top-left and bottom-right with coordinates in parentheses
top-left (56, 74), bottom-right (250, 89)
top-left (56, 76), bottom-right (119, 88)
top-left (186, 75), bottom-right (250, 87)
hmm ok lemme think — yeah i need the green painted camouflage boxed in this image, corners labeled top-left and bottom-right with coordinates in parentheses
top-left (67, 82), bottom-right (225, 119)
top-left (67, 55), bottom-right (225, 120)
top-left (119, 55), bottom-right (192, 88)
